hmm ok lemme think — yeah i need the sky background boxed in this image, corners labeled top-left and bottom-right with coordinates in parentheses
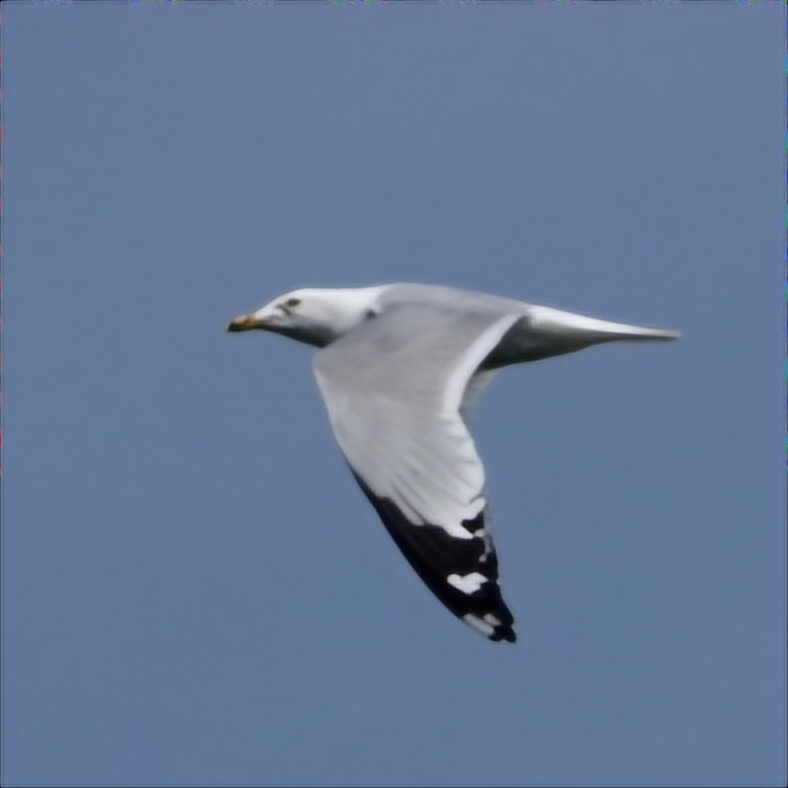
top-left (2, 4), bottom-right (785, 787)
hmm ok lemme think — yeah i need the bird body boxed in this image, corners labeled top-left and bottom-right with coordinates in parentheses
top-left (228, 283), bottom-right (678, 642)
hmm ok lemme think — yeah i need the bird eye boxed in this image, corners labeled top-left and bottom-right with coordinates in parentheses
top-left (278, 297), bottom-right (301, 314)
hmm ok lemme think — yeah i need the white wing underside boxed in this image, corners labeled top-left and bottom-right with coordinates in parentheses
top-left (311, 303), bottom-right (521, 641)
top-left (313, 307), bottom-right (517, 539)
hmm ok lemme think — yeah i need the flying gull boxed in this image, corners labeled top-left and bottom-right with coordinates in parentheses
top-left (227, 283), bottom-right (679, 642)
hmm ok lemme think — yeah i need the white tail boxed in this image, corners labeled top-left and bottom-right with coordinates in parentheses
top-left (530, 305), bottom-right (680, 343)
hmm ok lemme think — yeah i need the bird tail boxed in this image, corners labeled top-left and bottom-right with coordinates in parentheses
top-left (530, 306), bottom-right (680, 344)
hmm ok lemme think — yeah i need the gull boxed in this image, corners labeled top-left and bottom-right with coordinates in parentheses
top-left (227, 283), bottom-right (679, 642)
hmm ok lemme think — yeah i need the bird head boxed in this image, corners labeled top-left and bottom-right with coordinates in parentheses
top-left (227, 286), bottom-right (384, 347)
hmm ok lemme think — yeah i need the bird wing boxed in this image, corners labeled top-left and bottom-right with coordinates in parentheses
top-left (312, 303), bottom-right (520, 642)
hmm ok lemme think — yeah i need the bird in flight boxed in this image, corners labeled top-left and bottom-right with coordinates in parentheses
top-left (228, 283), bottom-right (679, 642)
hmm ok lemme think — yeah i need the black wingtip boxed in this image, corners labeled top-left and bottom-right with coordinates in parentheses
top-left (493, 627), bottom-right (517, 644)
top-left (350, 469), bottom-right (518, 644)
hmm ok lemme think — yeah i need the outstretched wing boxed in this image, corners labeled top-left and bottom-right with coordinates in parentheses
top-left (312, 304), bottom-right (519, 642)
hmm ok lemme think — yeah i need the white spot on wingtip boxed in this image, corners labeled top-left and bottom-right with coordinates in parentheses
top-left (474, 528), bottom-right (493, 562)
top-left (483, 613), bottom-right (502, 626)
top-left (447, 571), bottom-right (488, 594)
top-left (463, 613), bottom-right (495, 637)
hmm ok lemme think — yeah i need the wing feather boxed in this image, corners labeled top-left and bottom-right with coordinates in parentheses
top-left (313, 304), bottom-right (519, 641)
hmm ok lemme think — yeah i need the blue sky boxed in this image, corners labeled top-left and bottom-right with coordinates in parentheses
top-left (2, 4), bottom-right (785, 787)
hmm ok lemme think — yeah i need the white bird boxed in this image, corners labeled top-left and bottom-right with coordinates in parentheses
top-left (228, 283), bottom-right (679, 642)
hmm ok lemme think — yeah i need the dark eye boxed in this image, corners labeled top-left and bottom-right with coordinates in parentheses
top-left (284, 298), bottom-right (301, 308)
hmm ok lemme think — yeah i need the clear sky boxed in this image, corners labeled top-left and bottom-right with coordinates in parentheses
top-left (2, 4), bottom-right (785, 787)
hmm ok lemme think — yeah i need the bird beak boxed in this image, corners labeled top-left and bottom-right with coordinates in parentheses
top-left (226, 313), bottom-right (270, 332)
